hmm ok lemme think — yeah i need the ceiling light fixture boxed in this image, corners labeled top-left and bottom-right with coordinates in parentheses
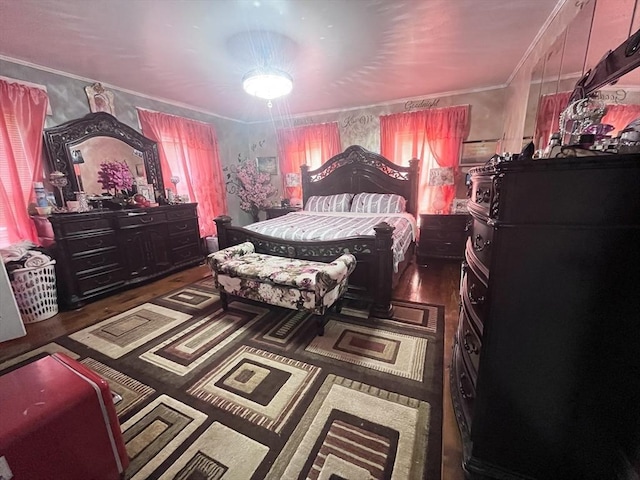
top-left (242, 67), bottom-right (293, 106)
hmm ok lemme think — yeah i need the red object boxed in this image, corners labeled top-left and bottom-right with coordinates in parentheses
top-left (0, 353), bottom-right (129, 480)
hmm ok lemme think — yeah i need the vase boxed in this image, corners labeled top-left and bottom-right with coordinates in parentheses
top-left (250, 206), bottom-right (260, 223)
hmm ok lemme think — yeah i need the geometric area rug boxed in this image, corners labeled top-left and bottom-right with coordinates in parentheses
top-left (0, 278), bottom-right (444, 480)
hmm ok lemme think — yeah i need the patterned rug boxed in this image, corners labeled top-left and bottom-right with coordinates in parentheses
top-left (0, 279), bottom-right (444, 480)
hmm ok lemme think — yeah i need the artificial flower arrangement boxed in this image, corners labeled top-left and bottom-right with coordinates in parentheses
top-left (97, 160), bottom-right (134, 196)
top-left (224, 157), bottom-right (277, 221)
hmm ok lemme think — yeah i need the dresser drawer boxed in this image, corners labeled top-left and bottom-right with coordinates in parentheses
top-left (71, 249), bottom-right (121, 275)
top-left (169, 230), bottom-right (200, 249)
top-left (420, 239), bottom-right (465, 258)
top-left (168, 218), bottom-right (198, 236)
top-left (452, 342), bottom-right (476, 431)
top-left (67, 232), bottom-right (118, 255)
top-left (117, 211), bottom-right (167, 228)
top-left (171, 243), bottom-right (203, 265)
top-left (420, 214), bottom-right (468, 230)
top-left (469, 177), bottom-right (493, 216)
top-left (166, 207), bottom-right (196, 221)
top-left (458, 305), bottom-right (482, 376)
top-left (421, 228), bottom-right (466, 243)
top-left (469, 218), bottom-right (494, 268)
top-left (59, 217), bottom-right (113, 236)
top-left (462, 264), bottom-right (488, 327)
top-left (77, 268), bottom-right (125, 296)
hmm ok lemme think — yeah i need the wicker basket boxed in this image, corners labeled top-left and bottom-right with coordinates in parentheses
top-left (10, 260), bottom-right (58, 324)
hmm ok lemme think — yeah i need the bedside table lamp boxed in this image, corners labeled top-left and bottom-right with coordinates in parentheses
top-left (285, 173), bottom-right (301, 207)
top-left (428, 167), bottom-right (454, 214)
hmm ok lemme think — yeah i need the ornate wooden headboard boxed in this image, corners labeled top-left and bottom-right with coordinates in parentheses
top-left (300, 145), bottom-right (420, 216)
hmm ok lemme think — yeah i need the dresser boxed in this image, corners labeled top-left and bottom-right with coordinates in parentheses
top-left (49, 204), bottom-right (203, 309)
top-left (452, 154), bottom-right (640, 479)
top-left (417, 213), bottom-right (468, 263)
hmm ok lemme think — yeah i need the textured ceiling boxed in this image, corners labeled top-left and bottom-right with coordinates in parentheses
top-left (0, 0), bottom-right (561, 122)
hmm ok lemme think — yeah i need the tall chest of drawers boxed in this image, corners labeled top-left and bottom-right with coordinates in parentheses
top-left (49, 203), bottom-right (203, 308)
top-left (452, 154), bottom-right (640, 479)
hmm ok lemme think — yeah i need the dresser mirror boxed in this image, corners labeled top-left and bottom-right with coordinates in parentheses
top-left (526, 0), bottom-right (640, 151)
top-left (43, 112), bottom-right (164, 203)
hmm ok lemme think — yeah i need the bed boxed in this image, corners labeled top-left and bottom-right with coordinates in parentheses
top-left (214, 145), bottom-right (420, 318)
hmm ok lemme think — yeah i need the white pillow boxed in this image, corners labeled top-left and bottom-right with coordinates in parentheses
top-left (350, 192), bottom-right (407, 214)
top-left (305, 193), bottom-right (354, 212)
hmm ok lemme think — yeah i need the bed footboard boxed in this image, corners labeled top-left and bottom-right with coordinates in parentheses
top-left (214, 216), bottom-right (395, 318)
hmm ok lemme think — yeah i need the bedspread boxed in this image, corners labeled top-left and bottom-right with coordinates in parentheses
top-left (245, 211), bottom-right (417, 271)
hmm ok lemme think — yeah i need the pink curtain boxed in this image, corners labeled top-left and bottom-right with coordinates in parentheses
top-left (601, 104), bottom-right (640, 136)
top-left (0, 80), bottom-right (49, 248)
top-left (138, 109), bottom-right (227, 238)
top-left (276, 123), bottom-right (341, 203)
top-left (533, 92), bottom-right (571, 149)
top-left (380, 105), bottom-right (469, 214)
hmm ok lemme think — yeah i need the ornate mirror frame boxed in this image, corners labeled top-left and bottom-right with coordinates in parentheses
top-left (43, 112), bottom-right (163, 202)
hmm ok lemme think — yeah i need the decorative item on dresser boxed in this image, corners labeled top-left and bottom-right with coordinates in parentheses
top-left (49, 204), bottom-right (203, 309)
top-left (417, 213), bottom-right (469, 264)
top-left (265, 206), bottom-right (301, 219)
top-left (452, 154), bottom-right (640, 479)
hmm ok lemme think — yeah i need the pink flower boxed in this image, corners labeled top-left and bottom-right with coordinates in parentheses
top-left (97, 161), bottom-right (134, 193)
top-left (229, 161), bottom-right (277, 212)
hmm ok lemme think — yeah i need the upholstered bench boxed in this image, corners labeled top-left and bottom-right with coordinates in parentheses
top-left (207, 242), bottom-right (356, 335)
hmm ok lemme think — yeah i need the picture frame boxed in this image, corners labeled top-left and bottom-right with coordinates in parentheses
top-left (84, 82), bottom-right (116, 116)
top-left (460, 140), bottom-right (500, 166)
top-left (135, 163), bottom-right (145, 176)
top-left (256, 156), bottom-right (278, 175)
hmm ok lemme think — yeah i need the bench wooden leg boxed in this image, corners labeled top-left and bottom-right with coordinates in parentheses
top-left (220, 291), bottom-right (228, 310)
top-left (317, 315), bottom-right (325, 336)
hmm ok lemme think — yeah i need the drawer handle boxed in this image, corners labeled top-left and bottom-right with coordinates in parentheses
top-left (175, 223), bottom-right (188, 230)
top-left (140, 216), bottom-right (154, 223)
top-left (473, 234), bottom-right (491, 252)
top-left (94, 275), bottom-right (113, 286)
top-left (463, 329), bottom-right (479, 354)
top-left (476, 188), bottom-right (491, 203)
top-left (459, 372), bottom-right (475, 400)
top-left (86, 239), bottom-right (104, 248)
top-left (464, 219), bottom-right (472, 232)
top-left (468, 284), bottom-right (485, 305)
top-left (475, 188), bottom-right (490, 204)
top-left (86, 256), bottom-right (106, 267)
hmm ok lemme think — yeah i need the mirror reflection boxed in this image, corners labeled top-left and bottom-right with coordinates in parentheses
top-left (70, 137), bottom-right (147, 196)
top-left (527, 0), bottom-right (640, 152)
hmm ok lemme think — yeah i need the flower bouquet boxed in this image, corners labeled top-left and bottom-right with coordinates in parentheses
top-left (97, 161), bottom-right (134, 196)
top-left (225, 159), bottom-right (277, 222)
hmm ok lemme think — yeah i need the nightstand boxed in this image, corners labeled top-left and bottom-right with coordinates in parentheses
top-left (417, 213), bottom-right (469, 263)
top-left (265, 206), bottom-right (301, 219)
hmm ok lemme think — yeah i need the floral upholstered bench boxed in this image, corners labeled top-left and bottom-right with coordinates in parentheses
top-left (207, 242), bottom-right (356, 335)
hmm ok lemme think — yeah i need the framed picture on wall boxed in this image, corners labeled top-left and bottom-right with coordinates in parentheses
top-left (460, 139), bottom-right (500, 165)
top-left (256, 156), bottom-right (278, 175)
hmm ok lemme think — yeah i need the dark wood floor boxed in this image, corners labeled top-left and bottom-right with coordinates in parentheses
top-left (0, 259), bottom-right (465, 480)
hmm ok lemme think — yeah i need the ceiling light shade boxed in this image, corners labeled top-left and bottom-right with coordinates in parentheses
top-left (242, 67), bottom-right (293, 100)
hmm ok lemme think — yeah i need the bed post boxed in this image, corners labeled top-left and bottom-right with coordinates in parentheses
top-left (371, 222), bottom-right (395, 318)
top-left (214, 215), bottom-right (232, 249)
top-left (300, 164), bottom-right (310, 207)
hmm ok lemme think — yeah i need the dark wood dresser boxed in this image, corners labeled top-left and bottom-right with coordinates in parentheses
top-left (49, 203), bottom-right (203, 308)
top-left (452, 154), bottom-right (640, 479)
top-left (417, 213), bottom-right (468, 263)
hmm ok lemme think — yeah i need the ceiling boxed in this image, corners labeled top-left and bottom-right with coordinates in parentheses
top-left (0, 0), bottom-right (562, 123)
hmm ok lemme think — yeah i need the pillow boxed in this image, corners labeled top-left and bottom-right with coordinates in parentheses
top-left (305, 193), bottom-right (354, 212)
top-left (350, 192), bottom-right (407, 214)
